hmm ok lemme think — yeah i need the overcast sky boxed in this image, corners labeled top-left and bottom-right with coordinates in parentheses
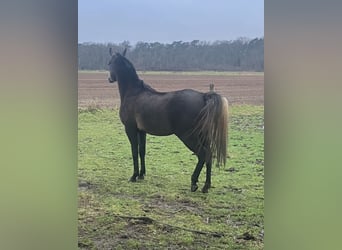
top-left (78, 0), bottom-right (264, 44)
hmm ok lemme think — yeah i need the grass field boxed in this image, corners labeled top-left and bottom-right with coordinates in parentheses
top-left (78, 105), bottom-right (264, 249)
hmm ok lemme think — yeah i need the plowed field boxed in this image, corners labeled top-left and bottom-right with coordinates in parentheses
top-left (78, 72), bottom-right (264, 108)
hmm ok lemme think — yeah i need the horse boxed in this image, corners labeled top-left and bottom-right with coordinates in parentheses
top-left (107, 48), bottom-right (228, 193)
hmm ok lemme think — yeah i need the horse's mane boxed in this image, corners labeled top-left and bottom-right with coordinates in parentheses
top-left (141, 80), bottom-right (158, 93)
top-left (116, 54), bottom-right (159, 94)
top-left (115, 54), bottom-right (139, 80)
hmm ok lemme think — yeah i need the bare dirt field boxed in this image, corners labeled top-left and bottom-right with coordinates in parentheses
top-left (78, 71), bottom-right (264, 108)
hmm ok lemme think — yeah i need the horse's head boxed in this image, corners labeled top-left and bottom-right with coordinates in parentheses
top-left (108, 48), bottom-right (127, 83)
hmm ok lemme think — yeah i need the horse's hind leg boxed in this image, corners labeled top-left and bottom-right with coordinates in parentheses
top-left (192, 150), bottom-right (212, 193)
top-left (202, 154), bottom-right (212, 193)
top-left (177, 134), bottom-right (207, 192)
top-left (191, 156), bottom-right (205, 192)
top-left (138, 131), bottom-right (146, 179)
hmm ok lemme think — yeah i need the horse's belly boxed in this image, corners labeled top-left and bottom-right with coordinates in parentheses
top-left (145, 128), bottom-right (173, 136)
top-left (136, 116), bottom-right (173, 136)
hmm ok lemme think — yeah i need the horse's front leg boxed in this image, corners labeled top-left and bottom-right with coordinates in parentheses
top-left (126, 127), bottom-right (139, 182)
top-left (138, 131), bottom-right (146, 179)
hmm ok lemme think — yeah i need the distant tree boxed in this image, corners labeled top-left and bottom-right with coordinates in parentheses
top-left (78, 38), bottom-right (264, 71)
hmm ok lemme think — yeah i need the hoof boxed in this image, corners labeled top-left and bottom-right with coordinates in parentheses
top-left (138, 175), bottom-right (144, 180)
top-left (202, 183), bottom-right (211, 193)
top-left (191, 184), bottom-right (198, 192)
top-left (129, 176), bottom-right (137, 182)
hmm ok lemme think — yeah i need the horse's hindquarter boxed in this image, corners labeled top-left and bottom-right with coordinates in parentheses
top-left (168, 90), bottom-right (205, 135)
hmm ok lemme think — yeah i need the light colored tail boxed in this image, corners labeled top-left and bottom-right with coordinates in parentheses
top-left (195, 93), bottom-right (229, 166)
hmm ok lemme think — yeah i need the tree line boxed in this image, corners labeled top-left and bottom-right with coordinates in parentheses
top-left (78, 38), bottom-right (264, 72)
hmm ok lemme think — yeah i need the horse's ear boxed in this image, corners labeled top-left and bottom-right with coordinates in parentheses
top-left (122, 48), bottom-right (127, 57)
top-left (109, 48), bottom-right (113, 56)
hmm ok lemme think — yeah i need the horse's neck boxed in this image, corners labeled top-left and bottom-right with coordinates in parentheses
top-left (117, 78), bottom-right (142, 101)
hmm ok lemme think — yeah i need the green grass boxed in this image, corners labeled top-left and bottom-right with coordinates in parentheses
top-left (78, 105), bottom-right (264, 249)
